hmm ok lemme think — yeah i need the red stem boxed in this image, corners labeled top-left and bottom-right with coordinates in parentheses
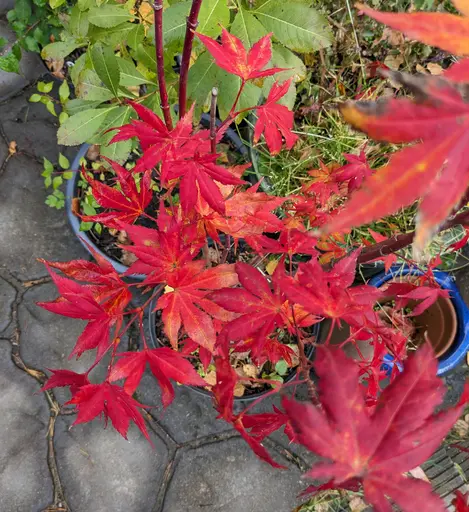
top-left (178, 0), bottom-right (204, 118)
top-left (210, 87), bottom-right (218, 154)
top-left (357, 208), bottom-right (469, 265)
top-left (153, 0), bottom-right (173, 130)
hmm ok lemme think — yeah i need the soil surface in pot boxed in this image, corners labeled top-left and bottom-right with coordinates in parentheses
top-left (150, 310), bottom-right (317, 398)
top-left (74, 133), bottom-right (249, 266)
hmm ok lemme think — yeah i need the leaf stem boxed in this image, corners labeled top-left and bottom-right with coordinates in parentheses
top-left (179, 0), bottom-right (204, 118)
top-left (153, 0), bottom-right (173, 130)
top-left (210, 87), bottom-right (218, 154)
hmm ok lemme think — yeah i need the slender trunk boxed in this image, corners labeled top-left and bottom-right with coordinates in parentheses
top-left (153, 0), bottom-right (173, 130)
top-left (179, 0), bottom-right (204, 118)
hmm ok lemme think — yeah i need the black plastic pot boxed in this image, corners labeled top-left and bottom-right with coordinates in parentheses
top-left (147, 292), bottom-right (320, 402)
top-left (66, 119), bottom-right (254, 276)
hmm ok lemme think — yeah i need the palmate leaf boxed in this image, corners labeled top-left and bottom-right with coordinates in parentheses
top-left (283, 345), bottom-right (469, 511)
top-left (325, 71), bottom-right (469, 254)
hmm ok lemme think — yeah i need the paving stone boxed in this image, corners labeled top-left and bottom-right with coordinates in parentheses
top-left (0, 275), bottom-right (15, 335)
top-left (136, 371), bottom-right (234, 443)
top-left (0, 1), bottom-right (14, 14)
top-left (0, 340), bottom-right (52, 511)
top-left (0, 21), bottom-right (45, 102)
top-left (55, 415), bottom-right (168, 512)
top-left (0, 154), bottom-right (87, 279)
top-left (163, 437), bottom-right (304, 512)
top-left (0, 84), bottom-right (62, 161)
top-left (0, 137), bottom-right (7, 166)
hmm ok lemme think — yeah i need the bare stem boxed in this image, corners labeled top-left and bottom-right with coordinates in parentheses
top-left (179, 0), bottom-right (204, 118)
top-left (153, 0), bottom-right (173, 130)
top-left (210, 87), bottom-right (218, 154)
top-left (358, 208), bottom-right (469, 265)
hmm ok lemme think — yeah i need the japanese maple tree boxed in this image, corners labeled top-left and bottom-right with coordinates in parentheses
top-left (36, 2), bottom-right (469, 511)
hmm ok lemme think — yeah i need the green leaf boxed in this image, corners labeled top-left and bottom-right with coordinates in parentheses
top-left (77, 0), bottom-right (93, 10)
top-left (163, 2), bottom-right (189, 46)
top-left (58, 80), bottom-right (70, 103)
top-left (58, 153), bottom-right (70, 169)
top-left (49, 0), bottom-right (66, 8)
top-left (69, 6), bottom-right (89, 38)
top-left (230, 8), bottom-right (268, 47)
top-left (52, 176), bottom-right (63, 189)
top-left (101, 139), bottom-right (132, 164)
top-left (75, 69), bottom-right (114, 102)
top-left (46, 100), bottom-right (57, 117)
top-left (29, 93), bottom-right (42, 103)
top-left (38, 81), bottom-right (54, 93)
top-left (254, 1), bottom-right (332, 53)
top-left (63, 171), bottom-right (73, 179)
top-left (127, 24), bottom-right (144, 51)
top-left (80, 221), bottom-right (94, 231)
top-left (117, 57), bottom-right (150, 87)
top-left (136, 43), bottom-right (156, 71)
top-left (89, 22), bottom-right (135, 47)
top-left (197, 0), bottom-right (229, 38)
top-left (95, 222), bottom-right (102, 235)
top-left (59, 111), bottom-right (69, 124)
top-left (88, 5), bottom-right (132, 28)
top-left (70, 53), bottom-right (88, 88)
top-left (93, 105), bottom-right (132, 144)
top-left (0, 37), bottom-right (7, 49)
top-left (46, 194), bottom-right (58, 207)
top-left (15, 0), bottom-right (32, 23)
top-left (275, 360), bottom-right (288, 376)
top-left (41, 41), bottom-right (81, 60)
top-left (91, 43), bottom-right (120, 97)
top-left (82, 201), bottom-right (96, 215)
top-left (57, 107), bottom-right (117, 146)
top-left (65, 98), bottom-right (103, 115)
top-left (44, 176), bottom-right (52, 188)
top-left (0, 51), bottom-right (20, 74)
top-left (43, 158), bottom-right (54, 174)
top-left (187, 51), bottom-right (262, 119)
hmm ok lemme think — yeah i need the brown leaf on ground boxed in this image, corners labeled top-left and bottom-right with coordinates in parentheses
top-left (44, 58), bottom-right (65, 80)
top-left (86, 145), bottom-right (100, 161)
top-left (8, 141), bottom-right (17, 155)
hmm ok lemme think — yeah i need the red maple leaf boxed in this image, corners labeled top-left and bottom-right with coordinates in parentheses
top-left (196, 28), bottom-right (282, 82)
top-left (66, 382), bottom-right (151, 444)
top-left (368, 229), bottom-right (398, 272)
top-left (248, 228), bottom-right (318, 258)
top-left (279, 250), bottom-right (381, 328)
top-left (180, 338), bottom-right (212, 371)
top-left (390, 284), bottom-right (450, 317)
top-left (302, 161), bottom-right (340, 206)
top-left (283, 344), bottom-right (469, 512)
top-left (450, 228), bottom-right (469, 252)
top-left (80, 158), bottom-right (153, 228)
top-left (253, 80), bottom-right (298, 155)
top-left (41, 369), bottom-right (90, 396)
top-left (37, 266), bottom-right (119, 359)
top-left (334, 150), bottom-right (373, 192)
top-left (165, 151), bottom-right (246, 214)
top-left (109, 347), bottom-right (206, 408)
top-left (155, 263), bottom-right (239, 351)
top-left (208, 262), bottom-right (294, 342)
top-left (119, 223), bottom-right (202, 283)
top-left (454, 491), bottom-right (469, 512)
top-left (40, 246), bottom-right (132, 314)
top-left (109, 102), bottom-right (204, 174)
top-left (211, 353), bottom-right (284, 468)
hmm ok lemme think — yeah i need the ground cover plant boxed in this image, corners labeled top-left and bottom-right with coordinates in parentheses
top-left (37, 0), bottom-right (469, 510)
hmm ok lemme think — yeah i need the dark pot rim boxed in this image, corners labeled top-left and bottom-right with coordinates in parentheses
top-left (65, 117), bottom-right (254, 277)
top-left (369, 265), bottom-right (469, 375)
top-left (147, 292), bottom-right (320, 402)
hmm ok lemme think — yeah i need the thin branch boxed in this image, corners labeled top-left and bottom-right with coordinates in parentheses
top-left (210, 87), bottom-right (218, 154)
top-left (153, 0), bottom-right (173, 130)
top-left (179, 0), bottom-right (204, 118)
top-left (358, 208), bottom-right (469, 264)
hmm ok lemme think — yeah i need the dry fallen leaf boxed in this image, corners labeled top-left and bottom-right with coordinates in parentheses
top-left (44, 58), bottom-right (65, 80)
top-left (408, 466), bottom-right (430, 482)
top-left (453, 418), bottom-right (469, 437)
top-left (265, 259), bottom-right (279, 275)
top-left (120, 250), bottom-right (137, 267)
top-left (8, 141), bottom-right (17, 155)
top-left (242, 364), bottom-right (258, 379)
top-left (349, 496), bottom-right (368, 512)
top-left (71, 197), bottom-right (81, 217)
top-left (204, 371), bottom-right (217, 387)
top-left (86, 145), bottom-right (100, 161)
top-left (426, 62), bottom-right (444, 75)
top-left (234, 382), bottom-right (245, 397)
top-left (384, 53), bottom-right (404, 71)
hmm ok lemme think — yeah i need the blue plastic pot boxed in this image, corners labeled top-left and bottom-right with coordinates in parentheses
top-left (369, 266), bottom-right (469, 375)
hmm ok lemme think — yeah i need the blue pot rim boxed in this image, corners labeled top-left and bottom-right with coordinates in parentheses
top-left (369, 266), bottom-right (469, 375)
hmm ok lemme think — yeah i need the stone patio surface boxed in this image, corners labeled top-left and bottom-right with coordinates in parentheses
top-left (1, 22), bottom-right (469, 512)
